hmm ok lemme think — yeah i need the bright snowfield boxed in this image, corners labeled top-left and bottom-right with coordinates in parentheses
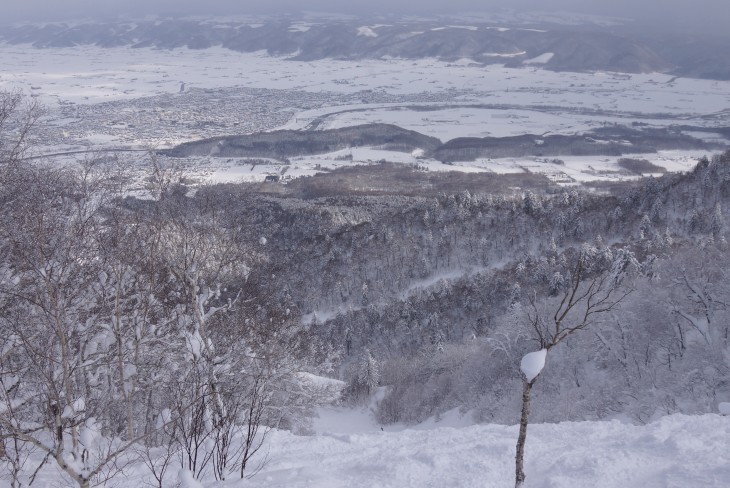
top-left (2, 45), bottom-right (728, 116)
top-left (2, 44), bottom-right (728, 187)
top-left (25, 408), bottom-right (730, 487)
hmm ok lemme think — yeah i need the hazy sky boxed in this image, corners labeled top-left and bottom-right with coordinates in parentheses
top-left (3, 0), bottom-right (729, 32)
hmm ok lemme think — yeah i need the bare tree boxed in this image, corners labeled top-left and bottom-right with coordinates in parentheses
top-left (0, 89), bottom-right (43, 166)
top-left (514, 245), bottom-right (637, 488)
top-left (0, 160), bottom-right (183, 487)
top-left (0, 163), bottom-right (113, 487)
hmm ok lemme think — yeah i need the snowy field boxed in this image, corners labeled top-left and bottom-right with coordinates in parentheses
top-left (2, 44), bottom-right (728, 186)
top-left (3, 44), bottom-right (729, 118)
top-left (307, 105), bottom-right (637, 140)
top-left (131, 148), bottom-right (710, 188)
top-left (305, 105), bottom-right (730, 141)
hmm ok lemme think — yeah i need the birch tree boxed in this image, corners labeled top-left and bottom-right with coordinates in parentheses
top-left (0, 163), bottom-right (137, 487)
top-left (514, 244), bottom-right (637, 488)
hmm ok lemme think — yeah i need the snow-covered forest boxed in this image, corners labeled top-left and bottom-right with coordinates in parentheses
top-left (2, 84), bottom-right (730, 487)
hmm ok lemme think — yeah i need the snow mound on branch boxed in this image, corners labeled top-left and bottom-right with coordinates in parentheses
top-left (521, 349), bottom-right (547, 382)
top-left (720, 402), bottom-right (730, 415)
top-left (79, 417), bottom-right (101, 449)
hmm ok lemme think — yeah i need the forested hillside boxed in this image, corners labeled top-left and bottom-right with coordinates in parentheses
top-left (201, 150), bottom-right (730, 426)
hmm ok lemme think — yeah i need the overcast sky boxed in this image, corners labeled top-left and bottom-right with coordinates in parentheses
top-left (3, 0), bottom-right (729, 33)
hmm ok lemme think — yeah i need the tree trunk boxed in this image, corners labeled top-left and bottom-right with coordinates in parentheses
top-left (515, 379), bottom-right (534, 488)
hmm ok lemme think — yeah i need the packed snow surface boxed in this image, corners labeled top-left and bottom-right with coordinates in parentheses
top-left (520, 349), bottom-right (547, 382)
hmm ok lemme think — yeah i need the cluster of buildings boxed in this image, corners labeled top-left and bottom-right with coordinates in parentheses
top-left (38, 85), bottom-right (471, 152)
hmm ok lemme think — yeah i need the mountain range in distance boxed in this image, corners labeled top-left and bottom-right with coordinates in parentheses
top-left (2, 14), bottom-right (730, 80)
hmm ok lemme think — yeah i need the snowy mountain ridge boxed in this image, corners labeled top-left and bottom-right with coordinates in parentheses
top-left (2, 16), bottom-right (728, 79)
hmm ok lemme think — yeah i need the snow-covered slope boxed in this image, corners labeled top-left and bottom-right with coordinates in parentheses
top-left (236, 414), bottom-right (730, 487)
top-left (24, 412), bottom-right (728, 487)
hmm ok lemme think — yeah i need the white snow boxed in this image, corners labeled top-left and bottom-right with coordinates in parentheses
top-left (524, 52), bottom-right (555, 64)
top-left (3, 44), bottom-right (729, 184)
top-left (720, 402), bottom-right (730, 415)
top-left (178, 469), bottom-right (204, 488)
top-left (147, 147), bottom-right (719, 190)
top-left (79, 418), bottom-right (101, 449)
top-left (357, 26), bottom-right (378, 37)
top-left (288, 22), bottom-right (314, 33)
top-left (312, 404), bottom-right (380, 435)
top-left (401, 267), bottom-right (485, 297)
top-left (312, 388), bottom-right (474, 435)
top-left (450, 57), bottom-right (480, 66)
top-left (239, 414), bottom-right (730, 487)
top-left (296, 373), bottom-right (347, 404)
top-left (21, 407), bottom-right (730, 488)
top-left (3, 44), bottom-right (729, 121)
top-left (446, 25), bottom-right (479, 31)
top-left (296, 372), bottom-right (346, 389)
top-left (483, 51), bottom-right (527, 57)
top-left (156, 408), bottom-right (172, 429)
top-left (310, 104), bottom-right (629, 141)
top-left (521, 349), bottom-right (547, 382)
top-left (73, 397), bottom-right (86, 412)
top-left (185, 329), bottom-right (204, 360)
